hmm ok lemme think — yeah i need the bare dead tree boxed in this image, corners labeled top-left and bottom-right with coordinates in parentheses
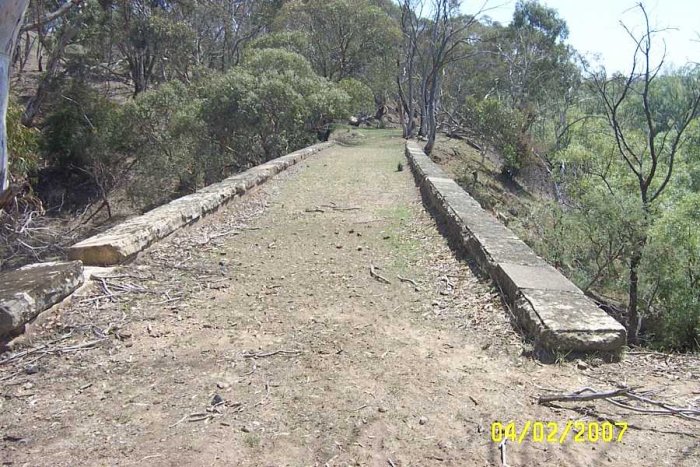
top-left (591, 3), bottom-right (700, 343)
top-left (396, 0), bottom-right (424, 139)
top-left (423, 1), bottom-right (480, 154)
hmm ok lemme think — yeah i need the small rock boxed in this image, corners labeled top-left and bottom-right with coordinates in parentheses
top-left (211, 394), bottom-right (224, 406)
top-left (576, 359), bottom-right (588, 370)
top-left (24, 365), bottom-right (39, 375)
top-left (378, 406), bottom-right (387, 413)
top-left (419, 416), bottom-right (428, 425)
top-left (241, 426), bottom-right (251, 433)
top-left (217, 382), bottom-right (230, 390)
top-left (116, 330), bottom-right (132, 340)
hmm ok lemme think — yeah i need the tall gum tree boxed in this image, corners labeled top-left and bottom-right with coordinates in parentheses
top-left (0, 0), bottom-right (30, 193)
top-left (1, 0), bottom-right (85, 194)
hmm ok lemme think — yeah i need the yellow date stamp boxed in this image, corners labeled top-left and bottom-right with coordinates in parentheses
top-left (491, 421), bottom-right (628, 444)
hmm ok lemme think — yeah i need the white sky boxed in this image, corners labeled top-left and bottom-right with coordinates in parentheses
top-left (474, 0), bottom-right (700, 73)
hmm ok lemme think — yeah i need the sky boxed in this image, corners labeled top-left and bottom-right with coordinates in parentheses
top-left (475, 0), bottom-right (700, 73)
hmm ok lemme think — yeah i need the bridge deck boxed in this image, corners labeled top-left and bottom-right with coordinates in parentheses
top-left (0, 130), bottom-right (696, 466)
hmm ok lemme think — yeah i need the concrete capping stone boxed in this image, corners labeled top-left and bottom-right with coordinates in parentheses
top-left (0, 261), bottom-right (84, 336)
top-left (68, 142), bottom-right (334, 266)
top-left (405, 142), bottom-right (626, 353)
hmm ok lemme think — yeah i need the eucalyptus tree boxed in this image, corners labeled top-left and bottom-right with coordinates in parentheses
top-left (276, 0), bottom-right (399, 82)
top-left (588, 5), bottom-right (700, 342)
top-left (0, 0), bottom-right (29, 193)
top-left (2, 0), bottom-right (85, 193)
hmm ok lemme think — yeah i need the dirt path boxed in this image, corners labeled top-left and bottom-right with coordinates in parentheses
top-left (1, 130), bottom-right (698, 466)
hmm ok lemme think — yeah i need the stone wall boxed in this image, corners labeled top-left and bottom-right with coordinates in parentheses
top-left (68, 142), bottom-right (334, 266)
top-left (0, 261), bottom-right (84, 336)
top-left (1, 142), bottom-right (332, 337)
top-left (405, 142), bottom-right (626, 354)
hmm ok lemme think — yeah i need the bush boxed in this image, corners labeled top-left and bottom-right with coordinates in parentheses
top-left (121, 80), bottom-right (207, 209)
top-left (6, 98), bottom-right (40, 183)
top-left (461, 96), bottom-right (527, 176)
top-left (40, 81), bottom-right (126, 211)
top-left (38, 49), bottom-right (351, 213)
top-left (42, 82), bottom-right (121, 169)
top-left (642, 194), bottom-right (700, 350)
top-left (123, 48), bottom-right (350, 209)
top-left (338, 78), bottom-right (375, 116)
top-left (203, 48), bottom-right (349, 161)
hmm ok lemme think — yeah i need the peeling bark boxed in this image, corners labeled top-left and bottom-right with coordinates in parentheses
top-left (0, 0), bottom-right (30, 192)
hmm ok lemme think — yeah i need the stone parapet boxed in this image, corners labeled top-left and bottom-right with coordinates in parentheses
top-left (405, 142), bottom-right (626, 353)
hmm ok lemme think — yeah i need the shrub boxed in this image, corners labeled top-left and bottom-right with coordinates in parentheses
top-left (6, 98), bottom-right (40, 183)
top-left (202, 49), bottom-right (349, 162)
top-left (121, 80), bottom-right (207, 209)
top-left (40, 81), bottom-right (126, 211)
top-left (461, 96), bottom-right (527, 176)
top-left (338, 78), bottom-right (375, 117)
top-left (642, 194), bottom-right (700, 350)
top-left (42, 81), bottom-right (120, 170)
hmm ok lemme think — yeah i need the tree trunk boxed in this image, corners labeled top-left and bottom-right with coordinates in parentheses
top-left (627, 247), bottom-right (643, 344)
top-left (418, 75), bottom-right (429, 137)
top-left (424, 72), bottom-right (440, 155)
top-left (0, 0), bottom-right (30, 192)
top-left (132, 55), bottom-right (149, 96)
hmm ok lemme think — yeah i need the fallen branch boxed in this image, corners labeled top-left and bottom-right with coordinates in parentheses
top-left (538, 387), bottom-right (631, 404)
top-left (538, 387), bottom-right (700, 422)
top-left (397, 275), bottom-right (418, 287)
top-left (321, 203), bottom-right (361, 211)
top-left (242, 349), bottom-right (301, 359)
top-left (207, 229), bottom-right (241, 240)
top-left (0, 333), bottom-right (72, 365)
top-left (370, 264), bottom-right (391, 284)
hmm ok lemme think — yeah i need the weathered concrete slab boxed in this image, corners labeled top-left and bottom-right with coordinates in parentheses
top-left (405, 142), bottom-right (626, 353)
top-left (494, 263), bottom-right (581, 301)
top-left (0, 261), bottom-right (84, 336)
top-left (517, 290), bottom-right (627, 351)
top-left (68, 142), bottom-right (333, 266)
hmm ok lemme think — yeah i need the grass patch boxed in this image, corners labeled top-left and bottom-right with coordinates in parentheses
top-left (243, 433), bottom-right (260, 448)
top-left (378, 204), bottom-right (421, 274)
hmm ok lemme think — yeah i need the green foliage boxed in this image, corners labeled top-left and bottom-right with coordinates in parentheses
top-left (37, 49), bottom-right (350, 211)
top-left (248, 31), bottom-right (309, 56)
top-left (461, 96), bottom-right (527, 175)
top-left (275, 0), bottom-right (400, 82)
top-left (203, 49), bottom-right (349, 161)
top-left (338, 79), bottom-right (376, 116)
top-left (6, 99), bottom-right (40, 182)
top-left (121, 80), bottom-right (207, 208)
top-left (531, 88), bottom-right (700, 349)
top-left (42, 81), bottom-right (123, 171)
top-left (643, 194), bottom-right (700, 350)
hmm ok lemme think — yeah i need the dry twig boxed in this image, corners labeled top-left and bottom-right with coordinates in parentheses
top-left (242, 349), bottom-right (301, 359)
top-left (370, 264), bottom-right (391, 284)
top-left (538, 387), bottom-right (700, 422)
top-left (397, 275), bottom-right (418, 287)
